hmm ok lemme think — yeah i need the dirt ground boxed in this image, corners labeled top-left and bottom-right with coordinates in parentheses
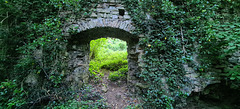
top-left (90, 69), bottom-right (141, 109)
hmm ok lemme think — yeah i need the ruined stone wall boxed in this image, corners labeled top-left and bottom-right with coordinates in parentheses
top-left (63, 0), bottom-right (135, 36)
top-left (61, 0), bottom-right (145, 91)
top-left (62, 0), bottom-right (225, 95)
top-left (26, 1), bottom-right (240, 107)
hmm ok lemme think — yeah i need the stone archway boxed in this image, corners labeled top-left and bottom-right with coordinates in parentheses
top-left (66, 27), bottom-right (142, 90)
top-left (62, 0), bottom-right (145, 91)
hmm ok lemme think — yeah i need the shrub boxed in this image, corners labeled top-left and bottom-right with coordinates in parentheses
top-left (89, 38), bottom-right (128, 80)
top-left (108, 66), bottom-right (128, 81)
top-left (224, 65), bottom-right (240, 89)
top-left (0, 80), bottom-right (26, 109)
top-left (45, 85), bottom-right (108, 109)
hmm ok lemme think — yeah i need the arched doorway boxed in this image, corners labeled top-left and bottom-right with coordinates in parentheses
top-left (66, 27), bottom-right (141, 90)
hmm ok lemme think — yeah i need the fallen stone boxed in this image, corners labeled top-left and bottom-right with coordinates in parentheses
top-left (102, 86), bottom-right (108, 93)
top-left (115, 93), bottom-right (121, 99)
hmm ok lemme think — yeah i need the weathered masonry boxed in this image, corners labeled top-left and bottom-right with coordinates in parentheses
top-left (63, 0), bottom-right (143, 91)
top-left (62, 0), bottom-right (222, 97)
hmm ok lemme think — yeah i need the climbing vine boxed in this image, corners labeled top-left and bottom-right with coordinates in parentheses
top-left (1, 0), bottom-right (240, 108)
top-left (1, 0), bottom-right (101, 108)
top-left (123, 0), bottom-right (238, 108)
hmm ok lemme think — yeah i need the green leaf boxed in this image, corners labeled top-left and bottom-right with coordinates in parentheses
top-left (230, 77), bottom-right (235, 80)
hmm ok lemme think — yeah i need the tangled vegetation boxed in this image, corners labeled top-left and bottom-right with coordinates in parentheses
top-left (0, 0), bottom-right (240, 108)
top-left (1, 0), bottom-right (101, 108)
top-left (124, 0), bottom-right (240, 108)
top-left (89, 38), bottom-right (128, 81)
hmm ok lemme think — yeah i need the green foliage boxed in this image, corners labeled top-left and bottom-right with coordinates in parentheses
top-left (0, 0), bottom-right (100, 108)
top-left (224, 65), bottom-right (240, 89)
top-left (205, 15), bottom-right (240, 88)
top-left (100, 52), bottom-right (128, 71)
top-left (90, 38), bottom-right (107, 59)
top-left (123, 0), bottom-right (227, 108)
top-left (108, 66), bottom-right (128, 81)
top-left (45, 85), bottom-right (108, 109)
top-left (0, 80), bottom-right (26, 109)
top-left (89, 38), bottom-right (128, 79)
top-left (226, 65), bottom-right (240, 81)
top-left (49, 99), bottom-right (107, 109)
top-left (1, 0), bottom-right (240, 108)
top-left (125, 104), bottom-right (142, 109)
top-left (212, 21), bottom-right (240, 54)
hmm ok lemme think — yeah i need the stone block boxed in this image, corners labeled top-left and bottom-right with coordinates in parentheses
top-left (136, 83), bottom-right (149, 89)
top-left (102, 0), bottom-right (108, 2)
top-left (139, 34), bottom-right (145, 38)
top-left (185, 73), bottom-right (199, 78)
top-left (97, 8), bottom-right (103, 12)
top-left (25, 73), bottom-right (39, 86)
top-left (102, 3), bottom-right (109, 9)
top-left (229, 57), bottom-right (238, 64)
top-left (107, 20), bottom-right (112, 26)
top-left (97, 4), bottom-right (102, 8)
top-left (117, 6), bottom-right (124, 10)
top-left (88, 21), bottom-right (96, 28)
top-left (115, 93), bottom-right (121, 99)
top-left (183, 65), bottom-right (195, 73)
top-left (107, 14), bottom-right (112, 19)
top-left (103, 13), bottom-right (107, 18)
top-left (118, 15), bottom-right (123, 19)
top-left (233, 50), bottom-right (240, 57)
top-left (78, 26), bottom-right (84, 32)
top-left (112, 15), bottom-right (118, 19)
top-left (113, 20), bottom-right (119, 27)
top-left (126, 25), bottom-right (132, 31)
top-left (90, 12), bottom-right (97, 18)
top-left (110, 0), bottom-right (116, 3)
top-left (119, 22), bottom-right (124, 29)
top-left (97, 13), bottom-right (103, 18)
top-left (102, 86), bottom-right (108, 93)
top-left (102, 9), bottom-right (111, 13)
top-left (109, 3), bottom-right (116, 6)
top-left (109, 6), bottom-right (117, 10)
top-left (112, 11), bottom-right (119, 15)
top-left (72, 45), bottom-right (77, 49)
top-left (84, 23), bottom-right (90, 30)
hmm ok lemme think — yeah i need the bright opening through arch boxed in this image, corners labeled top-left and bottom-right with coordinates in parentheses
top-left (89, 38), bottom-right (128, 81)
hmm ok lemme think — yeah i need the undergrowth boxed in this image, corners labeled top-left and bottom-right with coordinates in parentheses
top-left (89, 38), bottom-right (128, 81)
top-left (45, 85), bottom-right (108, 109)
top-left (1, 0), bottom-right (240, 108)
top-left (108, 65), bottom-right (128, 81)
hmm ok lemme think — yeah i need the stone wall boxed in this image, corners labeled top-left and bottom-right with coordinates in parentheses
top-left (66, 44), bottom-right (90, 89)
top-left (60, 0), bottom-right (143, 90)
top-left (63, 0), bottom-right (135, 36)
top-left (62, 0), bottom-right (224, 96)
top-left (26, 0), bottom-right (240, 107)
top-left (65, 26), bottom-right (143, 92)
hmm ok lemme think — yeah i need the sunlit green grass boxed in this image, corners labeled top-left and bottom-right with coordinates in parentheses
top-left (89, 38), bottom-right (128, 81)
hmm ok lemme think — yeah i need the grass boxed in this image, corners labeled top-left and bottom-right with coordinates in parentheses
top-left (108, 65), bottom-right (128, 81)
top-left (89, 38), bottom-right (128, 81)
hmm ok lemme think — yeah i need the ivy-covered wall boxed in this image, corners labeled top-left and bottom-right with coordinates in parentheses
top-left (66, 27), bottom-right (141, 91)
top-left (60, 1), bottom-right (230, 108)
top-left (1, 0), bottom-right (240, 108)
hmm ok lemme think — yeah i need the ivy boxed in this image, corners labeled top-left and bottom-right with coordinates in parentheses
top-left (1, 0), bottom-right (240, 108)
top-left (124, 0), bottom-right (220, 108)
top-left (1, 0), bottom-right (100, 108)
